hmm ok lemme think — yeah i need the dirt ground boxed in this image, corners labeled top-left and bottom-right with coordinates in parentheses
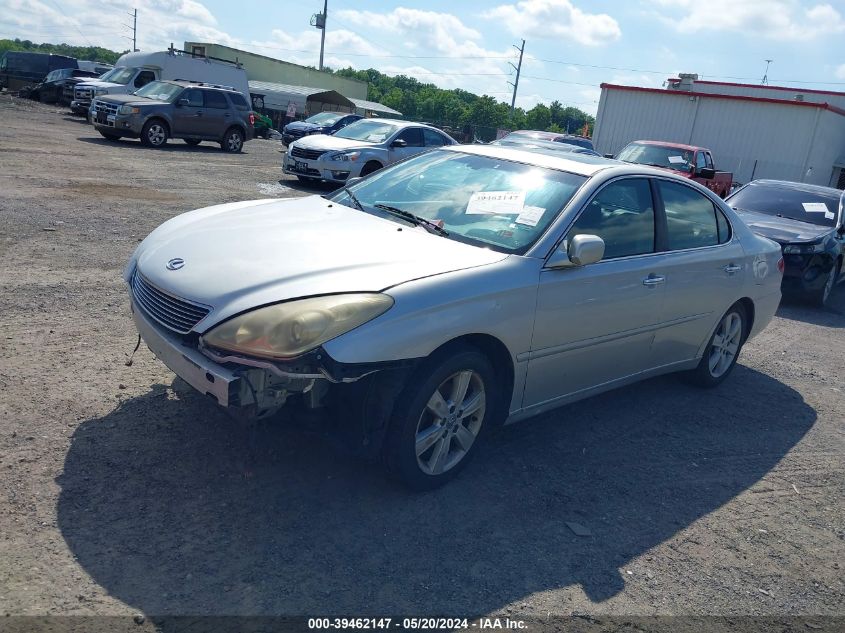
top-left (1, 96), bottom-right (843, 627)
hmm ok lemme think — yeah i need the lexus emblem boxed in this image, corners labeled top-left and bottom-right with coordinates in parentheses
top-left (166, 258), bottom-right (185, 271)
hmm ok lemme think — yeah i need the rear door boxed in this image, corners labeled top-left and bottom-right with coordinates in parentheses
top-left (650, 178), bottom-right (745, 365)
top-left (199, 90), bottom-right (231, 138)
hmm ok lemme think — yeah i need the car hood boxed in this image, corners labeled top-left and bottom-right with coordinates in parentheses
top-left (284, 121), bottom-right (324, 133)
top-left (96, 93), bottom-right (168, 106)
top-left (293, 134), bottom-right (376, 152)
top-left (133, 196), bottom-right (508, 329)
top-left (734, 209), bottom-right (831, 243)
top-left (77, 80), bottom-right (124, 90)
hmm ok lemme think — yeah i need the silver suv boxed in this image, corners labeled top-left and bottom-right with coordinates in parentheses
top-left (90, 80), bottom-right (255, 152)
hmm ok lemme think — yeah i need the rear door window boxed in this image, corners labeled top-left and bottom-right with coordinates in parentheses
top-left (567, 178), bottom-right (656, 259)
top-left (204, 90), bottom-right (228, 109)
top-left (423, 128), bottom-right (448, 147)
top-left (659, 180), bottom-right (720, 249)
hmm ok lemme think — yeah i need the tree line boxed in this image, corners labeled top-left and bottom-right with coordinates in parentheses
top-left (330, 67), bottom-right (595, 141)
top-left (0, 39), bottom-right (123, 65)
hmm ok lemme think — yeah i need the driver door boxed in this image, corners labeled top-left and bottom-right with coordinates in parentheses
top-left (523, 177), bottom-right (669, 408)
top-left (171, 88), bottom-right (205, 136)
top-left (388, 127), bottom-right (425, 162)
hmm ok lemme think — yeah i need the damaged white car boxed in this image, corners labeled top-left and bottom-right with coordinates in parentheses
top-left (126, 145), bottom-right (783, 489)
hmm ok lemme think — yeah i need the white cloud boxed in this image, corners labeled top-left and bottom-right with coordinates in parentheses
top-left (483, 0), bottom-right (621, 46)
top-left (650, 0), bottom-right (845, 40)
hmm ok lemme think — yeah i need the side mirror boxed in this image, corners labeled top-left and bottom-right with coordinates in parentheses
top-left (391, 138), bottom-right (407, 148)
top-left (176, 98), bottom-right (189, 107)
top-left (697, 167), bottom-right (716, 179)
top-left (604, 153), bottom-right (614, 159)
top-left (547, 234), bottom-right (605, 268)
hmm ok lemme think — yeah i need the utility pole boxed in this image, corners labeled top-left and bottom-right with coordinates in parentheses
top-left (311, 0), bottom-right (328, 71)
top-left (123, 9), bottom-right (138, 51)
top-left (761, 59), bottom-right (772, 85)
top-left (508, 39), bottom-right (525, 119)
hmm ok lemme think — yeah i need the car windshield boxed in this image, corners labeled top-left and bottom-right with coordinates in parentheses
top-left (330, 149), bottom-right (587, 254)
top-left (98, 68), bottom-right (121, 81)
top-left (105, 67), bottom-right (138, 85)
top-left (306, 112), bottom-right (344, 126)
top-left (617, 142), bottom-right (694, 171)
top-left (334, 120), bottom-right (399, 143)
top-left (132, 81), bottom-right (183, 102)
top-left (728, 183), bottom-right (841, 228)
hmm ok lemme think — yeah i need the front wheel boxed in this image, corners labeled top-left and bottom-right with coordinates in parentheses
top-left (683, 303), bottom-right (747, 388)
top-left (140, 120), bottom-right (168, 148)
top-left (221, 127), bottom-right (244, 153)
top-left (383, 347), bottom-right (497, 490)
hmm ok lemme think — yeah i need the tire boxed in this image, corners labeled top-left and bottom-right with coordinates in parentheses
top-left (184, 139), bottom-right (201, 146)
top-left (360, 161), bottom-right (382, 177)
top-left (812, 258), bottom-right (840, 307)
top-left (221, 127), bottom-right (244, 153)
top-left (683, 303), bottom-right (747, 388)
top-left (383, 346), bottom-right (498, 490)
top-left (140, 119), bottom-right (168, 148)
top-left (98, 130), bottom-right (121, 141)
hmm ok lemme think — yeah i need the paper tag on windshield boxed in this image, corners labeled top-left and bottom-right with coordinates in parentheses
top-left (802, 202), bottom-right (828, 213)
top-left (668, 156), bottom-right (686, 164)
top-left (825, 211), bottom-right (835, 220)
top-left (515, 205), bottom-right (546, 227)
top-left (466, 190), bottom-right (525, 215)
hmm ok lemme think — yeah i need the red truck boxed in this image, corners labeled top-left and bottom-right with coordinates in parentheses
top-left (612, 140), bottom-right (734, 198)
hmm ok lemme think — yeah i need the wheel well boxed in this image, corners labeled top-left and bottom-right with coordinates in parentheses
top-left (430, 334), bottom-right (514, 418)
top-left (144, 117), bottom-right (170, 134)
top-left (361, 160), bottom-right (383, 175)
top-left (736, 297), bottom-right (755, 342)
top-left (225, 124), bottom-right (245, 137)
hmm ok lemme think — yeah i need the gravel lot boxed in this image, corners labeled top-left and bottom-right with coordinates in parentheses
top-left (1, 96), bottom-right (843, 626)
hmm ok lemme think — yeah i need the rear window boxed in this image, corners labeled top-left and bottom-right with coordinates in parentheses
top-left (228, 92), bottom-right (249, 110)
top-left (728, 183), bottom-right (840, 228)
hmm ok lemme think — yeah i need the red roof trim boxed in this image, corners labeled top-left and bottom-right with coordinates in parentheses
top-left (600, 83), bottom-right (845, 118)
top-left (666, 77), bottom-right (845, 98)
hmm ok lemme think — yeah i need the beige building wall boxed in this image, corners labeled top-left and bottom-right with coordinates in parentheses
top-left (184, 42), bottom-right (368, 100)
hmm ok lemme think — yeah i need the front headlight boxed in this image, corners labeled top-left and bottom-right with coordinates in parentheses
top-left (330, 151), bottom-right (361, 162)
top-left (783, 242), bottom-right (824, 254)
top-left (117, 105), bottom-right (140, 115)
top-left (202, 293), bottom-right (393, 359)
top-left (94, 88), bottom-right (108, 95)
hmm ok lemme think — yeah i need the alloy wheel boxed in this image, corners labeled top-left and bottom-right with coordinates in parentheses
top-left (708, 311), bottom-right (742, 378)
top-left (414, 370), bottom-right (486, 476)
top-left (147, 124), bottom-right (166, 146)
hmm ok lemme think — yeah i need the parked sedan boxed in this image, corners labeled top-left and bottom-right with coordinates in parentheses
top-left (491, 137), bottom-right (601, 156)
top-left (281, 111), bottom-right (362, 146)
top-left (283, 118), bottom-right (457, 184)
top-left (127, 146), bottom-right (782, 489)
top-left (501, 130), bottom-right (595, 150)
top-left (727, 179), bottom-right (844, 306)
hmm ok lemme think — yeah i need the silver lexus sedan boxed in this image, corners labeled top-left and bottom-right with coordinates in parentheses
top-left (126, 145), bottom-right (783, 489)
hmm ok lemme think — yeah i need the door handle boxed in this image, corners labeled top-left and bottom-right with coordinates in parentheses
top-left (642, 274), bottom-right (665, 287)
top-left (724, 264), bottom-right (742, 274)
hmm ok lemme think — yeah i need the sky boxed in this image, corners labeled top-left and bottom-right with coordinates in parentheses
top-left (2, 0), bottom-right (845, 115)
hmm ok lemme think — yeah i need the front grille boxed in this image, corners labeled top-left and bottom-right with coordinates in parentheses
top-left (131, 272), bottom-right (211, 334)
top-left (75, 86), bottom-right (93, 100)
top-left (93, 100), bottom-right (118, 116)
top-left (290, 146), bottom-right (325, 160)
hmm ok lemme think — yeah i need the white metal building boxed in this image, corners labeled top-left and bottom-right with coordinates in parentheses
top-left (248, 81), bottom-right (402, 119)
top-left (592, 75), bottom-right (845, 188)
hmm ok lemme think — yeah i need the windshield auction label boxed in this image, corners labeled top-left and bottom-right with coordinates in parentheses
top-left (466, 190), bottom-right (525, 215)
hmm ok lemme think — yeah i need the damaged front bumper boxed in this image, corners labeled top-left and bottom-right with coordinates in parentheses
top-left (131, 300), bottom-right (414, 413)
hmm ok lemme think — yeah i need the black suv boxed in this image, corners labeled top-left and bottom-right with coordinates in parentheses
top-left (90, 80), bottom-right (255, 152)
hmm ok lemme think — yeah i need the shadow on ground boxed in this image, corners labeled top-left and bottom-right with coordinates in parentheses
top-left (76, 136), bottom-right (252, 154)
top-left (776, 288), bottom-right (845, 328)
top-left (56, 364), bottom-right (815, 615)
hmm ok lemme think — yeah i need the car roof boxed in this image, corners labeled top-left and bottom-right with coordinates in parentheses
top-left (492, 138), bottom-right (597, 154)
top-left (363, 118), bottom-right (445, 131)
top-left (445, 144), bottom-right (618, 177)
top-left (744, 179), bottom-right (844, 197)
top-left (160, 79), bottom-right (239, 93)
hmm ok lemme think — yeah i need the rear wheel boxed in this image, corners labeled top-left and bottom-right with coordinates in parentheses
top-left (221, 127), bottom-right (244, 153)
top-left (383, 346), bottom-right (498, 490)
top-left (140, 119), bottom-right (168, 148)
top-left (184, 138), bottom-right (201, 146)
top-left (683, 303), bottom-right (747, 388)
top-left (813, 258), bottom-right (840, 307)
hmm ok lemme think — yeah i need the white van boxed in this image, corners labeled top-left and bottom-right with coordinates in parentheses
top-left (70, 48), bottom-right (249, 116)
